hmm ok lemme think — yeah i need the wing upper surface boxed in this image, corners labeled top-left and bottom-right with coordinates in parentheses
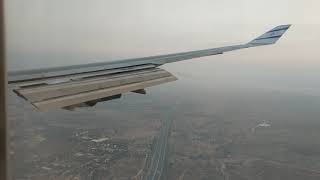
top-left (8, 25), bottom-right (291, 110)
top-left (8, 25), bottom-right (291, 83)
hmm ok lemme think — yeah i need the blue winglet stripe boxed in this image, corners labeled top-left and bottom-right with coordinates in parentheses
top-left (254, 35), bottom-right (282, 41)
top-left (267, 27), bottom-right (289, 33)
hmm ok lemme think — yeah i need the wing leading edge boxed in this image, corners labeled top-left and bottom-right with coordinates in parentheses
top-left (8, 25), bottom-right (291, 110)
top-left (8, 25), bottom-right (291, 83)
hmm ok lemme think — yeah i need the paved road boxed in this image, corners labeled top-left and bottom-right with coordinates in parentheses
top-left (145, 115), bottom-right (172, 180)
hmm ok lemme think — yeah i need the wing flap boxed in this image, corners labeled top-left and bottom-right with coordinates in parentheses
top-left (12, 68), bottom-right (177, 111)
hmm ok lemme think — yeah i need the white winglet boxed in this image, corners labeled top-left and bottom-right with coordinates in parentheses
top-left (248, 24), bottom-right (291, 45)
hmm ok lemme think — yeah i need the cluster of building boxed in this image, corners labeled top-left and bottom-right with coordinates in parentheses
top-left (30, 130), bottom-right (131, 179)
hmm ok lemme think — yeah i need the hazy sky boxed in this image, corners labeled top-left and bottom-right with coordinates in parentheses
top-left (5, 0), bottom-right (320, 93)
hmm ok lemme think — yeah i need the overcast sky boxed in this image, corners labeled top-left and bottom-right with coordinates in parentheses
top-left (5, 0), bottom-right (320, 93)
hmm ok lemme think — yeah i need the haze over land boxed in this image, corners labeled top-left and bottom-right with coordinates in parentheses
top-left (8, 78), bottom-right (320, 179)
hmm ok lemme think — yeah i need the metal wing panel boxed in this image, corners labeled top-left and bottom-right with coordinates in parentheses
top-left (16, 69), bottom-right (171, 102)
top-left (33, 76), bottom-right (176, 111)
top-left (12, 68), bottom-right (177, 111)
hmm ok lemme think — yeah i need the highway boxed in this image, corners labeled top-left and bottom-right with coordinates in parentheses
top-left (145, 115), bottom-right (172, 180)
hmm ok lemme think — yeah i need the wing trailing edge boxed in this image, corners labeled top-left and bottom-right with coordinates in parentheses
top-left (11, 68), bottom-right (177, 111)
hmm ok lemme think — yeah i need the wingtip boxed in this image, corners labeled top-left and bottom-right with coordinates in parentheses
top-left (248, 24), bottom-right (291, 45)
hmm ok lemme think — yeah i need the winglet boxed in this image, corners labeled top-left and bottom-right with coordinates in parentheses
top-left (248, 24), bottom-right (291, 45)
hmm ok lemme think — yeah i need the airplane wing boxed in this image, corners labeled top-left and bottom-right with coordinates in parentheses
top-left (8, 25), bottom-right (291, 111)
